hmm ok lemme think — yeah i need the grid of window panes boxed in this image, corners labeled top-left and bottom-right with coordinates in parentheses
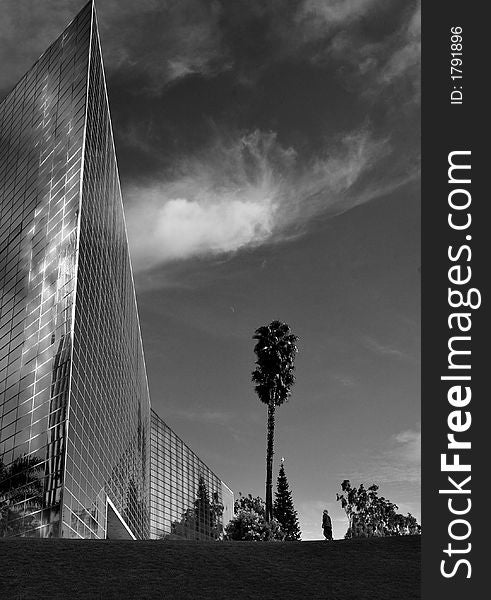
top-left (150, 410), bottom-right (234, 540)
top-left (62, 8), bottom-right (151, 540)
top-left (0, 4), bottom-right (91, 538)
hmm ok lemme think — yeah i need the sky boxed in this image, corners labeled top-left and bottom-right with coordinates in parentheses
top-left (1, 0), bottom-right (420, 540)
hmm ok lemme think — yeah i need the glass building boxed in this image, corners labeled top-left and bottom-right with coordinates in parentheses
top-left (150, 410), bottom-right (234, 540)
top-left (0, 1), bottom-right (232, 540)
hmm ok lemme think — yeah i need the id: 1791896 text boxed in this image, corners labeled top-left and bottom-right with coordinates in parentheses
top-left (450, 26), bottom-right (463, 105)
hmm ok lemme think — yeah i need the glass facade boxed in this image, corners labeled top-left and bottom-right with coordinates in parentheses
top-left (0, 1), bottom-right (150, 539)
top-left (63, 6), bottom-right (151, 541)
top-left (150, 410), bottom-right (234, 540)
top-left (0, 1), bottom-right (232, 540)
top-left (0, 2), bottom-right (92, 539)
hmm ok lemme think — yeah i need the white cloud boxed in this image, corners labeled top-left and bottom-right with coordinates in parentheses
top-left (298, 0), bottom-right (381, 32)
top-left (125, 130), bottom-right (285, 269)
top-left (128, 195), bottom-right (275, 270)
top-left (126, 128), bottom-right (404, 272)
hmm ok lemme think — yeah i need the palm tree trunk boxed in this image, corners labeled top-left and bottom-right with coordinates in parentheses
top-left (265, 401), bottom-right (275, 522)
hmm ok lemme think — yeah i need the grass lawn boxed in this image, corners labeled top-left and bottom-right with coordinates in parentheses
top-left (0, 535), bottom-right (420, 599)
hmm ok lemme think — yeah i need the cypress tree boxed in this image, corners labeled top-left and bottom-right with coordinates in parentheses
top-left (273, 460), bottom-right (301, 540)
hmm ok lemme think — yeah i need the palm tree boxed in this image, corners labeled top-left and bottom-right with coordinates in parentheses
top-left (252, 321), bottom-right (298, 522)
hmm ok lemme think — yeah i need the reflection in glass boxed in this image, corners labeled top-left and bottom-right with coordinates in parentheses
top-left (1, 1), bottom-right (232, 541)
top-left (169, 476), bottom-right (224, 540)
top-left (0, 2), bottom-right (151, 539)
top-left (1, 2), bottom-right (90, 538)
top-left (150, 410), bottom-right (233, 540)
top-left (0, 454), bottom-right (43, 537)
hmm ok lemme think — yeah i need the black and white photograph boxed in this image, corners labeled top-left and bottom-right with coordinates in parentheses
top-left (3, 1), bottom-right (481, 598)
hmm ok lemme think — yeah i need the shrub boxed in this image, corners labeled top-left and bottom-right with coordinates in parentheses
top-left (225, 494), bottom-right (284, 541)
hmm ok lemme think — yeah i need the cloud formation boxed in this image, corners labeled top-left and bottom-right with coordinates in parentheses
top-left (1, 0), bottom-right (420, 96)
top-left (362, 336), bottom-right (413, 361)
top-left (125, 128), bottom-right (409, 272)
top-left (99, 0), bottom-right (228, 91)
top-left (214, 0), bottom-right (420, 100)
top-left (342, 428), bottom-right (421, 485)
top-left (296, 0), bottom-right (381, 35)
top-left (389, 429), bottom-right (421, 465)
top-left (165, 407), bottom-right (233, 426)
top-left (378, 2), bottom-right (421, 86)
top-left (1, 1), bottom-right (419, 276)
top-left (0, 0), bottom-right (228, 95)
top-left (125, 130), bottom-right (285, 269)
top-left (320, 1), bottom-right (420, 99)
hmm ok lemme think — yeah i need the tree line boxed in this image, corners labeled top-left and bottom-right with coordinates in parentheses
top-left (225, 460), bottom-right (301, 541)
top-left (223, 319), bottom-right (421, 541)
top-left (1, 319), bottom-right (421, 541)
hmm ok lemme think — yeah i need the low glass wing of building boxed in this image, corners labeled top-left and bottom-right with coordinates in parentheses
top-left (150, 410), bottom-right (234, 540)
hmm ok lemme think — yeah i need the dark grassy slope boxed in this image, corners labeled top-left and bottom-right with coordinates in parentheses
top-left (0, 535), bottom-right (420, 600)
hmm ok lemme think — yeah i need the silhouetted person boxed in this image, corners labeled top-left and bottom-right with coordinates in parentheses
top-left (322, 509), bottom-right (333, 541)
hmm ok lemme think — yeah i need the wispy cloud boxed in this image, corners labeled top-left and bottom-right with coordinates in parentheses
top-left (332, 374), bottom-right (358, 388)
top-left (165, 407), bottom-right (232, 426)
top-left (126, 127), bottom-right (414, 274)
top-left (296, 0), bottom-right (381, 34)
top-left (294, 0), bottom-right (420, 103)
top-left (0, 0), bottom-right (229, 95)
top-left (341, 427), bottom-right (421, 485)
top-left (1, 1), bottom-right (419, 281)
top-left (378, 3), bottom-right (421, 86)
top-left (389, 429), bottom-right (421, 465)
top-left (362, 335), bottom-right (413, 361)
top-left (125, 130), bottom-right (287, 270)
top-left (99, 0), bottom-right (229, 91)
top-left (162, 406), bottom-right (261, 445)
top-left (1, 0), bottom-right (420, 98)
